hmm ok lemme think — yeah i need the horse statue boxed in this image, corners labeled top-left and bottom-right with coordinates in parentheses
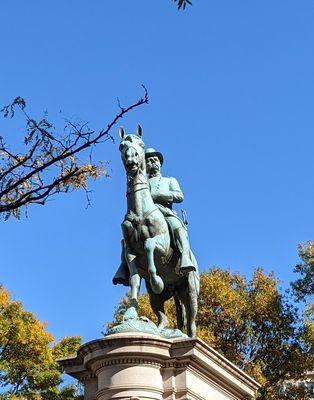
top-left (113, 125), bottom-right (199, 337)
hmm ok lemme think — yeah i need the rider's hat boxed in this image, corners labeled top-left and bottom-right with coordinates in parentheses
top-left (145, 147), bottom-right (164, 165)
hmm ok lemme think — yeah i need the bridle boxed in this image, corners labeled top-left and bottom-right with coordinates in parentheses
top-left (120, 142), bottom-right (148, 196)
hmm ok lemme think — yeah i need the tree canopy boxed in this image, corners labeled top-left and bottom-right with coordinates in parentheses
top-left (0, 285), bottom-right (81, 400)
top-left (109, 267), bottom-right (314, 400)
top-left (292, 241), bottom-right (314, 302)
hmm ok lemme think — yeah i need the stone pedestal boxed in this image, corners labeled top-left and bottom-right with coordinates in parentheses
top-left (59, 333), bottom-right (260, 400)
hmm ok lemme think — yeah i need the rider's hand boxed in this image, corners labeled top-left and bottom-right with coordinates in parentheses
top-left (151, 190), bottom-right (158, 201)
top-left (153, 191), bottom-right (173, 202)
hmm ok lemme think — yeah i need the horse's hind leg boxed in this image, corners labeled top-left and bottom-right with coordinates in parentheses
top-left (174, 296), bottom-right (186, 332)
top-left (185, 291), bottom-right (198, 337)
top-left (146, 281), bottom-right (171, 330)
top-left (178, 273), bottom-right (198, 337)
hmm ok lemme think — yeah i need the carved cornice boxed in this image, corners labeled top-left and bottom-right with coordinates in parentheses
top-left (93, 356), bottom-right (163, 374)
top-left (78, 372), bottom-right (97, 383)
top-left (163, 360), bottom-right (190, 369)
top-left (78, 334), bottom-right (172, 359)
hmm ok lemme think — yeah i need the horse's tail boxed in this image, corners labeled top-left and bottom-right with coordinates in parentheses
top-left (174, 296), bottom-right (186, 331)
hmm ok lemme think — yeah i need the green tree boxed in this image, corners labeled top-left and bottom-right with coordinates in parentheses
top-left (0, 285), bottom-right (81, 399)
top-left (292, 241), bottom-right (314, 301)
top-left (110, 267), bottom-right (314, 400)
top-left (0, 88), bottom-right (148, 220)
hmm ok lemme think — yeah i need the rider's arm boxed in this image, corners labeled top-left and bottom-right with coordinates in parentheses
top-left (169, 177), bottom-right (184, 203)
top-left (151, 178), bottom-right (184, 204)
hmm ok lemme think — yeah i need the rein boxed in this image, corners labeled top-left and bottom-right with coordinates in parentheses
top-left (126, 168), bottom-right (148, 196)
top-left (126, 182), bottom-right (149, 196)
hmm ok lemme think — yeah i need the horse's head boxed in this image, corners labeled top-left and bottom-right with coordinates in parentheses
top-left (119, 124), bottom-right (145, 177)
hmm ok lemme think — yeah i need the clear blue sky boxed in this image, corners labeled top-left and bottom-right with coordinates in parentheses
top-left (1, 1), bottom-right (313, 343)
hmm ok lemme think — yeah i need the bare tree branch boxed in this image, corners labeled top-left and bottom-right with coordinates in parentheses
top-left (174, 0), bottom-right (192, 10)
top-left (0, 86), bottom-right (148, 219)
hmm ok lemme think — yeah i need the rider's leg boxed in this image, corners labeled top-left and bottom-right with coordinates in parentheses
top-left (144, 237), bottom-right (164, 294)
top-left (166, 217), bottom-right (195, 273)
top-left (174, 226), bottom-right (195, 272)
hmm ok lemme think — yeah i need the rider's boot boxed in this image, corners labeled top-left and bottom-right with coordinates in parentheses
top-left (174, 227), bottom-right (196, 273)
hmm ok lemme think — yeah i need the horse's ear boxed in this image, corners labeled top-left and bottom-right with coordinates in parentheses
top-left (119, 127), bottom-right (125, 139)
top-left (137, 124), bottom-right (143, 137)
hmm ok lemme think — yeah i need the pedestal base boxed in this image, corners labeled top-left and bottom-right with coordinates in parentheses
top-left (59, 333), bottom-right (260, 400)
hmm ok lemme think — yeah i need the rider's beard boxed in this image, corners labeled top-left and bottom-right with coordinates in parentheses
top-left (149, 163), bottom-right (160, 176)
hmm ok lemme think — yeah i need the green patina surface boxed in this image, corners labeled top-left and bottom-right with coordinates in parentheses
top-left (111, 125), bottom-right (199, 337)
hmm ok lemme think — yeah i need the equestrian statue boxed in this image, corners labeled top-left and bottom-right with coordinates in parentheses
top-left (112, 125), bottom-right (199, 337)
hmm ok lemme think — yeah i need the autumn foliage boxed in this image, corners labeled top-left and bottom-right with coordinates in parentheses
top-left (0, 286), bottom-right (81, 400)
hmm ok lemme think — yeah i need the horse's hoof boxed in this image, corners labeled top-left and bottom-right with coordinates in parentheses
top-left (158, 318), bottom-right (169, 331)
top-left (123, 306), bottom-right (138, 321)
top-left (150, 276), bottom-right (164, 294)
top-left (187, 323), bottom-right (197, 338)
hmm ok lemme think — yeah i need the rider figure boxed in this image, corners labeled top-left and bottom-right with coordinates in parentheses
top-left (145, 148), bottom-right (195, 273)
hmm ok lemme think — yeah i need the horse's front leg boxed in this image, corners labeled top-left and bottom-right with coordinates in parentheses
top-left (122, 221), bottom-right (140, 319)
top-left (144, 236), bottom-right (164, 294)
top-left (122, 249), bottom-right (140, 320)
top-left (125, 249), bottom-right (141, 310)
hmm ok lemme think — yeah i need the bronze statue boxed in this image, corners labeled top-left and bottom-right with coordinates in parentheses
top-left (113, 125), bottom-right (199, 337)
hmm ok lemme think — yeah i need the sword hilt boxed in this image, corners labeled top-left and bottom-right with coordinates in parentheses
top-left (181, 209), bottom-right (188, 226)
